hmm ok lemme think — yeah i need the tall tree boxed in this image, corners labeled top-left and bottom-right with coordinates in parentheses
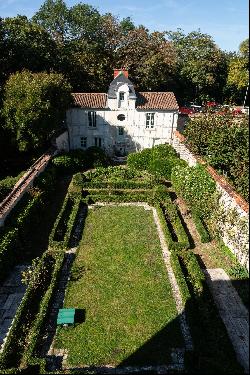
top-left (32, 0), bottom-right (69, 43)
top-left (2, 16), bottom-right (57, 76)
top-left (227, 39), bottom-right (249, 90)
top-left (116, 27), bottom-right (176, 90)
top-left (2, 71), bottom-right (72, 152)
top-left (167, 29), bottom-right (227, 103)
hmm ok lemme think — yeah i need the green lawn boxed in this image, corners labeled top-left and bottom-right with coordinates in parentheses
top-left (54, 205), bottom-right (184, 367)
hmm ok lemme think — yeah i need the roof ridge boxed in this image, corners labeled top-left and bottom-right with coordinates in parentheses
top-left (138, 91), bottom-right (173, 94)
top-left (72, 92), bottom-right (107, 95)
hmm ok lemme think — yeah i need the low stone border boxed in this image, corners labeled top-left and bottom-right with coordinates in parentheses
top-left (45, 202), bottom-right (193, 371)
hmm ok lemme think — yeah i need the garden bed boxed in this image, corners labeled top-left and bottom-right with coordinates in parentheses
top-left (54, 205), bottom-right (184, 368)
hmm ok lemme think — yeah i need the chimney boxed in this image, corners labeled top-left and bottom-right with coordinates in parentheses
top-left (114, 68), bottom-right (128, 79)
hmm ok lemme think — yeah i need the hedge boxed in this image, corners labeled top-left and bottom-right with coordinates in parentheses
top-left (170, 252), bottom-right (191, 306)
top-left (20, 251), bottom-right (64, 370)
top-left (156, 203), bottom-right (189, 251)
top-left (178, 252), bottom-right (205, 297)
top-left (162, 199), bottom-right (190, 250)
top-left (191, 210), bottom-right (210, 243)
top-left (0, 251), bottom-right (60, 370)
top-left (63, 197), bottom-right (82, 248)
top-left (80, 180), bottom-right (154, 190)
top-left (155, 204), bottom-right (176, 250)
top-left (0, 194), bottom-right (42, 282)
top-left (127, 144), bottom-right (187, 180)
top-left (0, 228), bottom-right (22, 282)
top-left (48, 194), bottom-right (74, 249)
top-left (84, 192), bottom-right (153, 204)
top-left (171, 164), bottom-right (216, 219)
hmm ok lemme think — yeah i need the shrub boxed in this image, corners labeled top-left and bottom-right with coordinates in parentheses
top-left (52, 149), bottom-right (87, 173)
top-left (171, 164), bottom-right (216, 219)
top-left (127, 144), bottom-right (187, 180)
top-left (34, 166), bottom-right (56, 198)
top-left (85, 146), bottom-right (110, 168)
top-left (127, 148), bottom-right (152, 170)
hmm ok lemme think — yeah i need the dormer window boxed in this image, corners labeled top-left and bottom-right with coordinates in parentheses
top-left (119, 92), bottom-right (125, 101)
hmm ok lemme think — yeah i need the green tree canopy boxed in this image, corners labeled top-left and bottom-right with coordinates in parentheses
top-left (32, 0), bottom-right (69, 43)
top-left (227, 38), bottom-right (249, 90)
top-left (2, 15), bottom-right (57, 76)
top-left (166, 29), bottom-right (227, 103)
top-left (2, 71), bottom-right (72, 152)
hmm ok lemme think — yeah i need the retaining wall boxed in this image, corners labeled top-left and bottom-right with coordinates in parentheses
top-left (172, 131), bottom-right (249, 270)
top-left (0, 147), bottom-right (58, 227)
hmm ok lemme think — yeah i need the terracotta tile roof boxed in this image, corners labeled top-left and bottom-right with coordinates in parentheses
top-left (136, 92), bottom-right (179, 110)
top-left (72, 92), bottom-right (179, 110)
top-left (72, 93), bottom-right (108, 109)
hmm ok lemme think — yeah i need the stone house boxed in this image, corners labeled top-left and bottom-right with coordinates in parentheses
top-left (66, 69), bottom-right (179, 155)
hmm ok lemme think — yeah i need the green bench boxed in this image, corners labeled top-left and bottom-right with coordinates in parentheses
top-left (57, 308), bottom-right (76, 326)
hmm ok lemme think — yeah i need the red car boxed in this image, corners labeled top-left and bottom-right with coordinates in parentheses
top-left (179, 107), bottom-right (194, 115)
top-left (207, 101), bottom-right (218, 107)
top-left (232, 108), bottom-right (242, 116)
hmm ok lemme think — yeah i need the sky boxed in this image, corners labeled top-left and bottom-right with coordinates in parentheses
top-left (0, 0), bottom-right (248, 52)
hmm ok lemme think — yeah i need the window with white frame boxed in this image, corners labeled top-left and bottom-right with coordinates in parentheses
top-left (146, 113), bottom-right (155, 128)
top-left (80, 137), bottom-right (87, 148)
top-left (88, 111), bottom-right (96, 127)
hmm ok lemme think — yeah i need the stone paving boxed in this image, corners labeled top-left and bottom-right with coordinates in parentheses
top-left (0, 265), bottom-right (28, 349)
top-left (204, 268), bottom-right (249, 373)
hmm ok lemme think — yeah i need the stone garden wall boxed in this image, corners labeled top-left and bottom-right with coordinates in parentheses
top-left (172, 130), bottom-right (249, 270)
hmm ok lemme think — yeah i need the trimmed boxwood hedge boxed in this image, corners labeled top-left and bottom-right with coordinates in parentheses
top-left (0, 228), bottom-right (22, 282)
top-left (170, 252), bottom-right (191, 306)
top-left (49, 195), bottom-right (82, 250)
top-left (156, 202), bottom-right (190, 251)
top-left (0, 250), bottom-right (64, 371)
top-left (191, 210), bottom-right (210, 243)
top-left (0, 193), bottom-right (42, 282)
top-left (20, 250), bottom-right (64, 370)
top-left (178, 252), bottom-right (205, 297)
top-left (80, 180), bottom-right (154, 189)
top-left (161, 199), bottom-right (190, 250)
top-left (84, 192), bottom-right (154, 204)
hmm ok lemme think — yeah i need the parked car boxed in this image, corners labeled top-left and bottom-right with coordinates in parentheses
top-left (232, 108), bottom-right (243, 116)
top-left (190, 104), bottom-right (202, 112)
top-left (178, 106), bottom-right (194, 115)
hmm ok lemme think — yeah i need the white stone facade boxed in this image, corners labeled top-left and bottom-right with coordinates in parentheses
top-left (67, 108), bottom-right (178, 155)
top-left (66, 70), bottom-right (179, 156)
